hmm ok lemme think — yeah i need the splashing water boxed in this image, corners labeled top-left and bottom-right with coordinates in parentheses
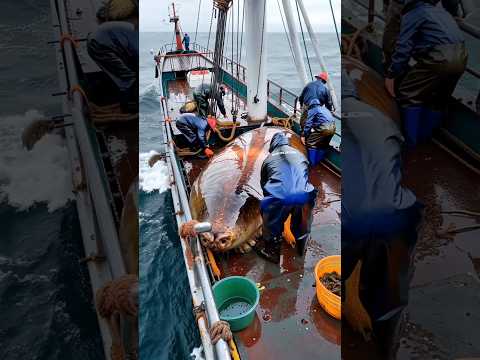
top-left (139, 150), bottom-right (170, 193)
top-left (0, 110), bottom-right (73, 212)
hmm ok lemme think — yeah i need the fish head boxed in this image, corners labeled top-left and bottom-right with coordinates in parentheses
top-left (198, 225), bottom-right (236, 252)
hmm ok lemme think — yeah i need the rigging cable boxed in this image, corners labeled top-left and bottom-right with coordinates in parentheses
top-left (254, 0), bottom-right (267, 103)
top-left (201, 3), bottom-right (215, 88)
top-left (231, 1), bottom-right (235, 115)
top-left (295, 0), bottom-right (313, 80)
top-left (194, 0), bottom-right (202, 43)
top-left (276, 0), bottom-right (296, 67)
top-left (235, 0), bottom-right (245, 113)
top-left (329, 0), bottom-right (341, 50)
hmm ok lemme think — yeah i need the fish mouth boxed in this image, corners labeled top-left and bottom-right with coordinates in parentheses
top-left (199, 232), bottom-right (215, 248)
top-left (214, 232), bottom-right (234, 251)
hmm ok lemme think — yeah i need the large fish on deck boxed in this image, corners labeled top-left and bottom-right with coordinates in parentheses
top-left (190, 126), bottom-right (305, 253)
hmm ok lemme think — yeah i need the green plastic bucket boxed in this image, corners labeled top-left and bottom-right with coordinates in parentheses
top-left (212, 276), bottom-right (260, 331)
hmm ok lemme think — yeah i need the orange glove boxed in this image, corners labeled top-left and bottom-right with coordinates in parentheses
top-left (204, 148), bottom-right (214, 158)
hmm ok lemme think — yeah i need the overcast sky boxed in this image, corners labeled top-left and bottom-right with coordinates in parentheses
top-left (140, 0), bottom-right (340, 33)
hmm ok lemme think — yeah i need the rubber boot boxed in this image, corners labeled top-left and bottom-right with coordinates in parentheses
top-left (307, 148), bottom-right (326, 166)
top-left (255, 236), bottom-right (282, 264)
top-left (421, 108), bottom-right (443, 142)
top-left (296, 234), bottom-right (310, 256)
top-left (401, 107), bottom-right (423, 147)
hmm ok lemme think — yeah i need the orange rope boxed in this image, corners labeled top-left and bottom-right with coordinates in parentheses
top-left (60, 33), bottom-right (79, 48)
top-left (206, 249), bottom-right (221, 280)
top-left (70, 84), bottom-right (89, 102)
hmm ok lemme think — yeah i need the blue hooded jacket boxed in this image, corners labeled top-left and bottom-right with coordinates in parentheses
top-left (299, 80), bottom-right (333, 111)
top-left (182, 34), bottom-right (190, 46)
top-left (303, 99), bottom-right (335, 137)
top-left (176, 113), bottom-right (209, 148)
top-left (387, 0), bottom-right (464, 78)
top-left (261, 133), bottom-right (315, 207)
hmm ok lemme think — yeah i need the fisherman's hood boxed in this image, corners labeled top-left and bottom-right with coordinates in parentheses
top-left (269, 132), bottom-right (289, 152)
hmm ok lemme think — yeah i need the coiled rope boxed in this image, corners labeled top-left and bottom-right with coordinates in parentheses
top-left (271, 116), bottom-right (294, 129)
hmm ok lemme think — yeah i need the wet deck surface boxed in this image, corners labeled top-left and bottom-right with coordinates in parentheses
top-left (342, 141), bottom-right (480, 360)
top-left (166, 73), bottom-right (248, 138)
top-left (185, 160), bottom-right (341, 359)
top-left (397, 143), bottom-right (480, 359)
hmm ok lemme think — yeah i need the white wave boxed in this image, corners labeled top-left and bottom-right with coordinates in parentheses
top-left (190, 346), bottom-right (205, 360)
top-left (139, 79), bottom-right (161, 98)
top-left (0, 110), bottom-right (73, 212)
top-left (139, 150), bottom-right (170, 193)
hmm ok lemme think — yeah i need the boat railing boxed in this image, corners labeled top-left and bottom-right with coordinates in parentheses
top-left (191, 43), bottom-right (301, 116)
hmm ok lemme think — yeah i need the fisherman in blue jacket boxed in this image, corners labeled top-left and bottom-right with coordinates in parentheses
top-left (342, 69), bottom-right (424, 355)
top-left (299, 72), bottom-right (334, 130)
top-left (88, 1), bottom-right (138, 113)
top-left (182, 33), bottom-right (190, 51)
top-left (382, 0), bottom-right (460, 70)
top-left (255, 132), bottom-right (317, 264)
top-left (301, 99), bottom-right (336, 166)
top-left (175, 113), bottom-right (214, 158)
top-left (384, 0), bottom-right (467, 146)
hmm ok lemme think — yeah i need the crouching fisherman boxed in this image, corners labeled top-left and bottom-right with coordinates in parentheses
top-left (255, 133), bottom-right (317, 264)
top-left (299, 72), bottom-right (334, 130)
top-left (301, 99), bottom-right (336, 166)
top-left (175, 113), bottom-right (215, 158)
top-left (342, 71), bottom-right (424, 356)
top-left (384, 0), bottom-right (467, 146)
top-left (192, 84), bottom-right (227, 119)
top-left (87, 0), bottom-right (139, 114)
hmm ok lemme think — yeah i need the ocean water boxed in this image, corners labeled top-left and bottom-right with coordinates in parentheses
top-left (0, 1), bottom-right (102, 359)
top-left (139, 31), bottom-right (340, 360)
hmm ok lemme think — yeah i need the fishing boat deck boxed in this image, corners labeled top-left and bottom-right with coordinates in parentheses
top-left (183, 159), bottom-right (341, 359)
top-left (166, 75), bottom-right (249, 139)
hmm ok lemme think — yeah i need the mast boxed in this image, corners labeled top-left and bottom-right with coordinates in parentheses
top-left (170, 2), bottom-right (183, 51)
top-left (281, 0), bottom-right (309, 86)
top-left (296, 0), bottom-right (339, 110)
top-left (245, 0), bottom-right (268, 121)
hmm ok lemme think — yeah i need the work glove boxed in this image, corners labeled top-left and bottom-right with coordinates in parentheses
top-left (204, 148), bottom-right (214, 158)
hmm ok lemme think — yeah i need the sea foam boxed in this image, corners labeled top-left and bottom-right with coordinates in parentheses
top-left (0, 110), bottom-right (73, 212)
top-left (139, 150), bottom-right (170, 193)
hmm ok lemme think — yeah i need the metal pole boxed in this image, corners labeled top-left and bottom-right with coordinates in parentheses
top-left (368, 0), bottom-right (375, 24)
top-left (245, 0), bottom-right (268, 121)
top-left (296, 0), bottom-right (339, 111)
top-left (159, 74), bottom-right (231, 359)
top-left (166, 134), bottom-right (232, 360)
top-left (281, 0), bottom-right (309, 86)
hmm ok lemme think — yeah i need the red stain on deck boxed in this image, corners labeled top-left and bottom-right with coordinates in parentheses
top-left (238, 313), bottom-right (262, 347)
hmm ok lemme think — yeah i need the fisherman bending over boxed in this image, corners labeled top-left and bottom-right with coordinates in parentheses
top-left (192, 84), bottom-right (227, 119)
top-left (299, 72), bottom-right (334, 131)
top-left (182, 33), bottom-right (190, 51)
top-left (255, 133), bottom-right (317, 264)
top-left (301, 99), bottom-right (336, 166)
top-left (175, 113), bottom-right (214, 158)
top-left (87, 0), bottom-right (139, 113)
top-left (383, 0), bottom-right (467, 146)
top-left (383, 0), bottom-right (462, 72)
top-left (341, 70), bottom-right (423, 355)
